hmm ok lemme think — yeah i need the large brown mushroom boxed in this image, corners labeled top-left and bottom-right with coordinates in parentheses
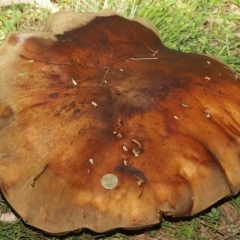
top-left (0, 10), bottom-right (240, 234)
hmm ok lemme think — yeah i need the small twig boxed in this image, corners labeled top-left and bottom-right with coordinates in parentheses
top-left (126, 57), bottom-right (158, 61)
top-left (224, 229), bottom-right (240, 240)
top-left (148, 47), bottom-right (159, 56)
top-left (20, 54), bottom-right (71, 65)
top-left (99, 67), bottom-right (109, 86)
top-left (199, 219), bottom-right (224, 236)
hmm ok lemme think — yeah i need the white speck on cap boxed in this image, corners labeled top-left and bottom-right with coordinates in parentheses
top-left (89, 159), bottom-right (94, 164)
top-left (72, 78), bottom-right (77, 85)
top-left (92, 101), bottom-right (98, 107)
top-left (122, 144), bottom-right (128, 151)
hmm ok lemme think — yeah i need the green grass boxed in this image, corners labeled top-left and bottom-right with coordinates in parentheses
top-left (0, 0), bottom-right (240, 239)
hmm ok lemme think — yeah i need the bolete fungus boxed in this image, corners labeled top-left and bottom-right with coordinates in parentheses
top-left (0, 10), bottom-right (240, 234)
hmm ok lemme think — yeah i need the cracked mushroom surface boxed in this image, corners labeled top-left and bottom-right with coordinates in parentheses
top-left (0, 10), bottom-right (240, 234)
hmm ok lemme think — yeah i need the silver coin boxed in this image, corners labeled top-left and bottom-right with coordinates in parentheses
top-left (101, 174), bottom-right (118, 190)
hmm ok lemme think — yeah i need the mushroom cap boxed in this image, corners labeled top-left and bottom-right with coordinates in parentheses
top-left (0, 10), bottom-right (240, 234)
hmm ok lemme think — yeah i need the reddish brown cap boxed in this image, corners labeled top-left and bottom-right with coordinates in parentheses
top-left (0, 10), bottom-right (240, 234)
